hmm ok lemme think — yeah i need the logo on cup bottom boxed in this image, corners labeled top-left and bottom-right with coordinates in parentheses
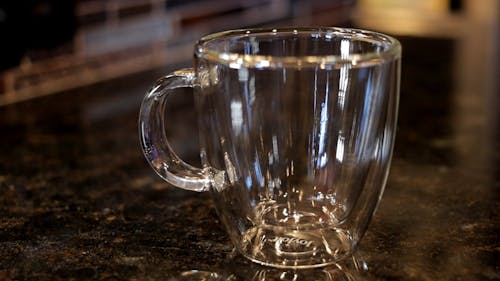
top-left (267, 236), bottom-right (314, 248)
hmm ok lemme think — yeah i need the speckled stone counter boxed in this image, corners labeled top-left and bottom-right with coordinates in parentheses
top-left (0, 35), bottom-right (498, 280)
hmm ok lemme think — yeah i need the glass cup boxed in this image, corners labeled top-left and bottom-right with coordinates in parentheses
top-left (139, 27), bottom-right (401, 269)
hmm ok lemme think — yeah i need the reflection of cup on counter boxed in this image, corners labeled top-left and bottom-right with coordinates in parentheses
top-left (140, 27), bottom-right (401, 269)
top-left (169, 253), bottom-right (368, 280)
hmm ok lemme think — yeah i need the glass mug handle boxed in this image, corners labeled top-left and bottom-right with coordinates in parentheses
top-left (139, 68), bottom-right (213, 192)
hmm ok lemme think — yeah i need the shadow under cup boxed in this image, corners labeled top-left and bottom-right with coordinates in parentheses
top-left (140, 27), bottom-right (401, 268)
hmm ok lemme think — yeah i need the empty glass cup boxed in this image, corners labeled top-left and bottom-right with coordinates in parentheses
top-left (139, 27), bottom-right (401, 268)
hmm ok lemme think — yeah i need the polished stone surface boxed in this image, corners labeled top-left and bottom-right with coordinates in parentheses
top-left (0, 35), bottom-right (498, 280)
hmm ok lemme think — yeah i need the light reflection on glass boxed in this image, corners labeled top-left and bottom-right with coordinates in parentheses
top-left (249, 75), bottom-right (256, 106)
top-left (336, 135), bottom-right (345, 162)
top-left (272, 135), bottom-right (279, 162)
top-left (256, 60), bottom-right (270, 68)
top-left (338, 39), bottom-right (350, 111)
top-left (230, 101), bottom-right (243, 135)
top-left (317, 74), bottom-right (330, 168)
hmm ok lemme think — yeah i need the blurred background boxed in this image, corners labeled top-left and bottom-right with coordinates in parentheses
top-left (0, 0), bottom-right (497, 106)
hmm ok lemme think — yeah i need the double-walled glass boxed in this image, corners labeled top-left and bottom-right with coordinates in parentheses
top-left (139, 27), bottom-right (401, 268)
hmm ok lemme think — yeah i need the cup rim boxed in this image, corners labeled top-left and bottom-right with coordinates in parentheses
top-left (195, 27), bottom-right (401, 69)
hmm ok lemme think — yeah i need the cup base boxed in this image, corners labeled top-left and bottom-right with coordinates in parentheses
top-left (238, 203), bottom-right (355, 269)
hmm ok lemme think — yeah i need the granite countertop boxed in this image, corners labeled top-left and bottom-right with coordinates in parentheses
top-left (0, 35), bottom-right (498, 280)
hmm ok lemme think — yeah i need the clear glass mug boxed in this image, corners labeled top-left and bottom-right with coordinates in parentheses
top-left (139, 27), bottom-right (401, 269)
